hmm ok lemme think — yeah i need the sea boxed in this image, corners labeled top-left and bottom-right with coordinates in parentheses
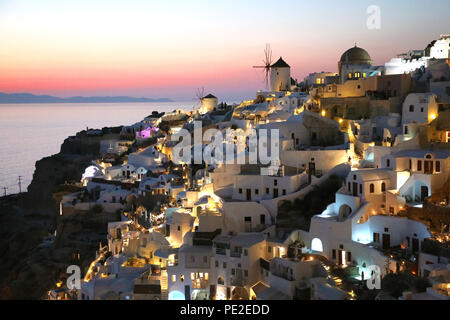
top-left (0, 102), bottom-right (196, 195)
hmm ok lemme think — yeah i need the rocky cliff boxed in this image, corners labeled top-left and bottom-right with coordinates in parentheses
top-left (0, 130), bottom-right (122, 299)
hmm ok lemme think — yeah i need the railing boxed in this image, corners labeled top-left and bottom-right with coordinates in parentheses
top-left (230, 251), bottom-right (242, 258)
top-left (230, 276), bottom-right (245, 287)
top-left (216, 248), bottom-right (227, 255)
top-left (272, 271), bottom-right (295, 281)
top-left (192, 279), bottom-right (208, 289)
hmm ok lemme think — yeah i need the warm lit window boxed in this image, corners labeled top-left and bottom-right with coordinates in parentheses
top-left (172, 275), bottom-right (176, 282)
top-left (348, 73), bottom-right (352, 79)
top-left (363, 73), bottom-right (366, 78)
top-left (191, 273), bottom-right (195, 280)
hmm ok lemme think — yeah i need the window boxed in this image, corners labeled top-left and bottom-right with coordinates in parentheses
top-left (436, 161), bottom-right (441, 173)
top-left (190, 256), bottom-right (195, 263)
top-left (348, 182), bottom-right (351, 190)
top-left (177, 226), bottom-right (181, 231)
top-left (409, 159), bottom-right (412, 170)
top-left (172, 275), bottom-right (176, 282)
top-left (359, 184), bottom-right (362, 194)
top-left (384, 228), bottom-right (389, 232)
top-left (268, 246), bottom-right (272, 253)
top-left (282, 189), bottom-right (286, 196)
top-left (260, 214), bottom-right (266, 225)
top-left (386, 159), bottom-right (390, 167)
top-left (244, 249), bottom-right (248, 256)
top-left (421, 107), bottom-right (424, 112)
top-left (244, 270), bottom-right (248, 277)
top-left (370, 184), bottom-right (375, 193)
top-left (274, 179), bottom-right (278, 186)
top-left (417, 160), bottom-right (422, 171)
top-left (381, 182), bottom-right (386, 192)
top-left (238, 188), bottom-right (242, 194)
top-left (223, 262), bottom-right (227, 268)
top-left (332, 250), bottom-right (336, 259)
top-left (191, 273), bottom-right (195, 280)
top-left (255, 189), bottom-right (259, 195)
top-left (266, 188), bottom-right (269, 194)
top-left (231, 268), bottom-right (235, 276)
top-left (353, 175), bottom-right (357, 180)
top-left (373, 233), bottom-right (380, 243)
top-left (409, 105), bottom-right (414, 112)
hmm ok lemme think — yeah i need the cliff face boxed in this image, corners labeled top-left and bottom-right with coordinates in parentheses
top-left (0, 131), bottom-right (120, 299)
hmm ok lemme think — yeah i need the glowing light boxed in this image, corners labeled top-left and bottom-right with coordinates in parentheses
top-left (339, 119), bottom-right (343, 124)
top-left (321, 110), bottom-right (326, 117)
top-left (311, 238), bottom-right (323, 252)
top-left (169, 291), bottom-right (185, 300)
top-left (430, 114), bottom-right (437, 120)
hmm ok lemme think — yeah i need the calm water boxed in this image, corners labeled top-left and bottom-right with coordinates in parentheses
top-left (0, 102), bottom-right (194, 195)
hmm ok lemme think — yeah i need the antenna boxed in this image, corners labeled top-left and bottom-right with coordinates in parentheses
top-left (18, 176), bottom-right (22, 193)
top-left (2, 187), bottom-right (7, 197)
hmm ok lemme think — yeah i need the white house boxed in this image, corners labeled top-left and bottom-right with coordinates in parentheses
top-left (402, 93), bottom-right (438, 127)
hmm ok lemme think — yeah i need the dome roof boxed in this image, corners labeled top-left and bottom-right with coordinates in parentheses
top-left (340, 46), bottom-right (372, 65)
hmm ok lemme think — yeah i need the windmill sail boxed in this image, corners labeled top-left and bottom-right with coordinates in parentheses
top-left (253, 44), bottom-right (273, 90)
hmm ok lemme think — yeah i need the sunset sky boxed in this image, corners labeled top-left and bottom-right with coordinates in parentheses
top-left (0, 0), bottom-right (449, 101)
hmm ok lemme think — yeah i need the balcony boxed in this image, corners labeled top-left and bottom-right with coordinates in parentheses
top-left (216, 248), bottom-right (227, 255)
top-left (192, 278), bottom-right (208, 290)
top-left (230, 251), bottom-right (242, 258)
top-left (272, 271), bottom-right (295, 282)
top-left (230, 276), bottom-right (246, 287)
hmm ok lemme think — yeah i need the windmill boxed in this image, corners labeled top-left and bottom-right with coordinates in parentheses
top-left (253, 43), bottom-right (273, 90)
top-left (193, 87), bottom-right (205, 110)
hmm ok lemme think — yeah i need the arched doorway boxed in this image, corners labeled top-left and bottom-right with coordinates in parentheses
top-left (338, 204), bottom-right (352, 221)
top-left (311, 238), bottom-right (323, 252)
top-left (168, 290), bottom-right (185, 300)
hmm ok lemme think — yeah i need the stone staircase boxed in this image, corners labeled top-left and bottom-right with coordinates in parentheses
top-left (161, 269), bottom-right (168, 300)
